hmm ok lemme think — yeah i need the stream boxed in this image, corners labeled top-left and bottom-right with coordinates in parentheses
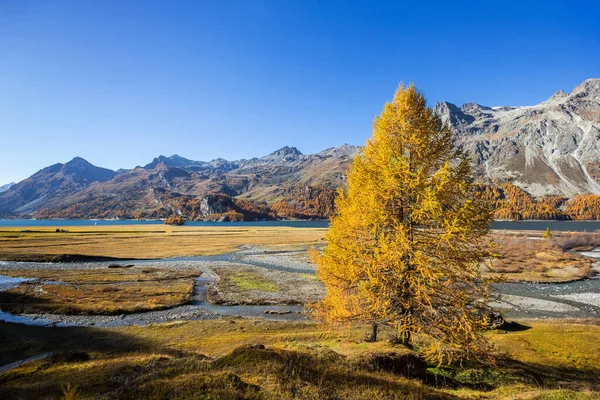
top-left (0, 247), bottom-right (599, 327)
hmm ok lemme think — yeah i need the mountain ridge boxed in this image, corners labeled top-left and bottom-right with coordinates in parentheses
top-left (435, 78), bottom-right (600, 197)
top-left (1, 78), bottom-right (599, 220)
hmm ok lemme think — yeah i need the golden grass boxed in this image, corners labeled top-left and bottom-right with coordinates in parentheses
top-left (491, 320), bottom-right (600, 371)
top-left (0, 319), bottom-right (598, 399)
top-left (0, 268), bottom-right (197, 315)
top-left (0, 225), bottom-right (326, 259)
top-left (0, 227), bottom-right (595, 284)
top-left (0, 267), bottom-right (199, 285)
top-left (485, 234), bottom-right (596, 282)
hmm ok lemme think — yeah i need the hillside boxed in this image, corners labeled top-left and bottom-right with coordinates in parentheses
top-left (0, 183), bottom-right (14, 194)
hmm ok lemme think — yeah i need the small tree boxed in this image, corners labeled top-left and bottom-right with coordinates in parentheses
top-left (311, 84), bottom-right (494, 365)
top-left (542, 227), bottom-right (552, 240)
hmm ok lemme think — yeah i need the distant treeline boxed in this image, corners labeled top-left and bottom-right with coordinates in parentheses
top-left (474, 183), bottom-right (600, 220)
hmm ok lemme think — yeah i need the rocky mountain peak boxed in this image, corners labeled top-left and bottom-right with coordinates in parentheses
top-left (548, 90), bottom-right (568, 102)
top-left (434, 101), bottom-right (476, 134)
top-left (433, 101), bottom-right (460, 116)
top-left (2, 78), bottom-right (598, 218)
top-left (435, 78), bottom-right (600, 197)
top-left (572, 78), bottom-right (600, 96)
top-left (269, 146), bottom-right (302, 157)
top-left (460, 102), bottom-right (491, 113)
top-left (65, 156), bottom-right (91, 167)
top-left (61, 157), bottom-right (116, 183)
top-left (258, 146), bottom-right (303, 163)
top-left (317, 144), bottom-right (359, 158)
top-left (145, 154), bottom-right (203, 169)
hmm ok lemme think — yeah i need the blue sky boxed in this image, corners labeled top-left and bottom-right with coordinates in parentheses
top-left (0, 1), bottom-right (598, 183)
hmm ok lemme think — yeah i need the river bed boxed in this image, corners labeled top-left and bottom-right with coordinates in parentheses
top-left (0, 247), bottom-right (599, 327)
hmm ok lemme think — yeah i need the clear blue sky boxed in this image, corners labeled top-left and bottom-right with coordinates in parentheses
top-left (1, 0), bottom-right (598, 184)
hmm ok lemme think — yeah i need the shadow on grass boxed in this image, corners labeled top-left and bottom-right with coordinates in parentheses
top-left (209, 345), bottom-right (457, 399)
top-left (1, 312), bottom-right (598, 399)
top-left (497, 321), bottom-right (532, 332)
top-left (0, 321), bottom-right (158, 366)
top-left (0, 323), bottom-right (458, 400)
top-left (0, 320), bottom-right (208, 400)
top-left (425, 355), bottom-right (600, 393)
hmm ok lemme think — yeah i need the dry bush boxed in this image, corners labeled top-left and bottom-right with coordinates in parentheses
top-left (555, 232), bottom-right (600, 251)
top-left (491, 234), bottom-right (539, 273)
top-left (489, 233), bottom-right (595, 281)
top-left (579, 265), bottom-right (596, 278)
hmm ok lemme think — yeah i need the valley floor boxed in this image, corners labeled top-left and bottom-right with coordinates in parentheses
top-left (0, 226), bottom-right (599, 398)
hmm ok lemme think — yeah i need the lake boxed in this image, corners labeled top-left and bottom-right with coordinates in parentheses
top-left (0, 219), bottom-right (600, 231)
top-left (0, 219), bottom-right (330, 228)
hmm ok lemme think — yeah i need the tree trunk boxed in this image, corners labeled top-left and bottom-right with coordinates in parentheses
top-left (402, 331), bottom-right (413, 349)
top-left (370, 323), bottom-right (378, 342)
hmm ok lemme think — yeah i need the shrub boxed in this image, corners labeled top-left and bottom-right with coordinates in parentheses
top-left (164, 215), bottom-right (185, 225)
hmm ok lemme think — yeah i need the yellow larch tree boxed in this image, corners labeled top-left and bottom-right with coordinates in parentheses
top-left (311, 84), bottom-right (495, 365)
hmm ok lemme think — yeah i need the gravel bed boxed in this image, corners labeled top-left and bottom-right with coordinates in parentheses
top-left (0, 306), bottom-right (221, 328)
top-left (236, 254), bottom-right (317, 274)
top-left (554, 293), bottom-right (600, 308)
top-left (2, 248), bottom-right (600, 325)
top-left (492, 294), bottom-right (580, 313)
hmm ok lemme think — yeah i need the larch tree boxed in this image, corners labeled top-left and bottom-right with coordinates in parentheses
top-left (310, 84), bottom-right (495, 365)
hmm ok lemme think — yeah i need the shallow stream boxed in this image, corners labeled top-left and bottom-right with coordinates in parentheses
top-left (0, 248), bottom-right (599, 327)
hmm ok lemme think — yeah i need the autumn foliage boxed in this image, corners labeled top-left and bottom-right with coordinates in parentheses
top-left (564, 194), bottom-right (600, 220)
top-left (311, 85), bottom-right (495, 365)
top-left (472, 183), bottom-right (600, 220)
top-left (271, 186), bottom-right (336, 219)
top-left (164, 215), bottom-right (185, 225)
top-left (474, 183), bottom-right (568, 220)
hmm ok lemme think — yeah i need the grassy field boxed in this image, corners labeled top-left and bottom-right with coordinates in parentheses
top-left (1, 225), bottom-right (597, 283)
top-left (0, 319), bottom-right (598, 399)
top-left (0, 225), bottom-right (327, 260)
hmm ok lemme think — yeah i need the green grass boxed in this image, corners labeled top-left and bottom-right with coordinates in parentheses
top-left (227, 272), bottom-right (281, 292)
top-left (300, 273), bottom-right (319, 281)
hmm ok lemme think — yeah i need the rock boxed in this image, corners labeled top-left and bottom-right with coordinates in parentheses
top-left (107, 264), bottom-right (134, 268)
top-left (264, 310), bottom-right (293, 315)
top-left (247, 344), bottom-right (265, 350)
top-left (485, 312), bottom-right (506, 329)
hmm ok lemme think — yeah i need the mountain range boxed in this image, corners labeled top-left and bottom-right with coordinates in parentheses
top-left (0, 78), bottom-right (598, 220)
